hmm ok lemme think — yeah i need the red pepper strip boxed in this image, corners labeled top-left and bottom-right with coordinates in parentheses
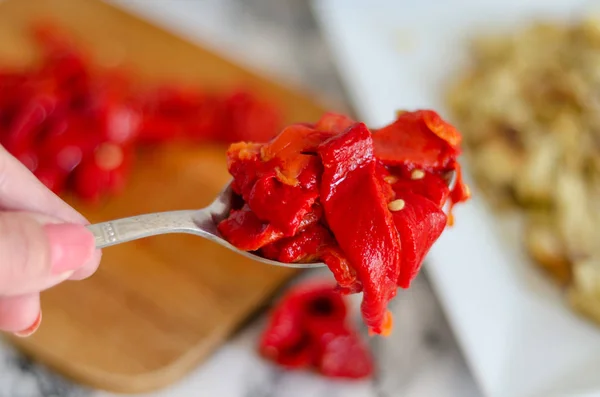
top-left (446, 161), bottom-right (471, 226)
top-left (71, 142), bottom-right (133, 204)
top-left (261, 124), bottom-right (335, 186)
top-left (449, 160), bottom-right (471, 206)
top-left (44, 54), bottom-right (90, 101)
top-left (135, 88), bottom-right (213, 144)
top-left (259, 213), bottom-right (360, 293)
top-left (0, 74), bottom-right (23, 130)
top-left (37, 118), bottom-right (100, 173)
top-left (314, 328), bottom-right (374, 379)
top-left (261, 224), bottom-right (333, 263)
top-left (375, 162), bottom-right (396, 202)
top-left (4, 95), bottom-right (56, 154)
top-left (318, 122), bottom-right (401, 335)
top-left (217, 205), bottom-right (284, 251)
top-left (137, 116), bottom-right (186, 144)
top-left (391, 191), bottom-right (448, 288)
top-left (261, 124), bottom-right (331, 160)
top-left (421, 110), bottom-right (462, 148)
top-left (146, 87), bottom-right (208, 118)
top-left (226, 142), bottom-right (276, 199)
top-left (259, 282), bottom-right (342, 368)
top-left (259, 294), bottom-right (312, 368)
top-left (389, 167), bottom-right (450, 208)
top-left (93, 74), bottom-right (141, 145)
top-left (248, 173), bottom-right (319, 236)
top-left (302, 289), bottom-right (348, 335)
top-left (185, 99), bottom-right (223, 143)
top-left (134, 88), bottom-right (282, 145)
top-left (320, 246), bottom-right (362, 294)
top-left (259, 281), bottom-right (373, 379)
top-left (372, 110), bottom-right (458, 169)
top-left (295, 155), bottom-right (322, 190)
top-left (101, 104), bottom-right (141, 145)
top-left (314, 112), bottom-right (356, 134)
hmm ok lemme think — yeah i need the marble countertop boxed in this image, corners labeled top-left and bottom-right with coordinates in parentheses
top-left (0, 1), bottom-right (482, 396)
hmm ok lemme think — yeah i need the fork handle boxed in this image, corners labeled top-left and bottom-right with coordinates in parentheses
top-left (86, 210), bottom-right (199, 248)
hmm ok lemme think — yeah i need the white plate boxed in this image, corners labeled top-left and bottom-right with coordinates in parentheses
top-left (311, 1), bottom-right (600, 396)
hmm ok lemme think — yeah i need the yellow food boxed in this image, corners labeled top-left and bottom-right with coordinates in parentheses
top-left (446, 18), bottom-right (600, 325)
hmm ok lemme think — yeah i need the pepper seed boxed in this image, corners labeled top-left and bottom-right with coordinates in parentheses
top-left (388, 199), bottom-right (405, 211)
top-left (384, 175), bottom-right (398, 184)
top-left (411, 169), bottom-right (425, 180)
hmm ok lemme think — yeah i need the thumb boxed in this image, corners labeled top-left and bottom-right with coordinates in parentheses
top-left (0, 211), bottom-right (96, 296)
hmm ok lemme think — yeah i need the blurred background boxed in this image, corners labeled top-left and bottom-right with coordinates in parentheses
top-left (1, 0), bottom-right (600, 396)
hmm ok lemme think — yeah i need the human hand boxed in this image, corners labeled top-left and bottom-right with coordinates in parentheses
top-left (0, 145), bottom-right (101, 337)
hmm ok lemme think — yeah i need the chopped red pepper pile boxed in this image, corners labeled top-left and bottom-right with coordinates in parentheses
top-left (259, 280), bottom-right (373, 379)
top-left (0, 23), bottom-right (281, 203)
top-left (219, 110), bottom-right (470, 335)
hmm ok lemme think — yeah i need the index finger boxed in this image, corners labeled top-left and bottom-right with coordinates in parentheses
top-left (0, 145), bottom-right (88, 224)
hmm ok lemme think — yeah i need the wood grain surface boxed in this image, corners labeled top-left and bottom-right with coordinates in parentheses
top-left (0, 0), bottom-right (342, 393)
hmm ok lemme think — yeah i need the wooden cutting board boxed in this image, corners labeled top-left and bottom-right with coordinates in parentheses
top-left (0, 0), bottom-right (343, 393)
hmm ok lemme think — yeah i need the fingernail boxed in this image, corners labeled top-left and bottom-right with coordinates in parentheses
top-left (14, 311), bottom-right (42, 338)
top-left (44, 223), bottom-right (95, 275)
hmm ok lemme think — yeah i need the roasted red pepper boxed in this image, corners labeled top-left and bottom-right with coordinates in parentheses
top-left (261, 224), bottom-right (332, 263)
top-left (391, 192), bottom-right (447, 288)
top-left (372, 110), bottom-right (459, 169)
top-left (71, 142), bottom-right (133, 204)
top-left (317, 123), bottom-right (401, 335)
top-left (388, 168), bottom-right (450, 208)
top-left (0, 22), bottom-right (282, 204)
top-left (259, 281), bottom-right (373, 379)
top-left (219, 110), bottom-right (470, 335)
top-left (217, 205), bottom-right (284, 251)
top-left (247, 174), bottom-right (319, 236)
